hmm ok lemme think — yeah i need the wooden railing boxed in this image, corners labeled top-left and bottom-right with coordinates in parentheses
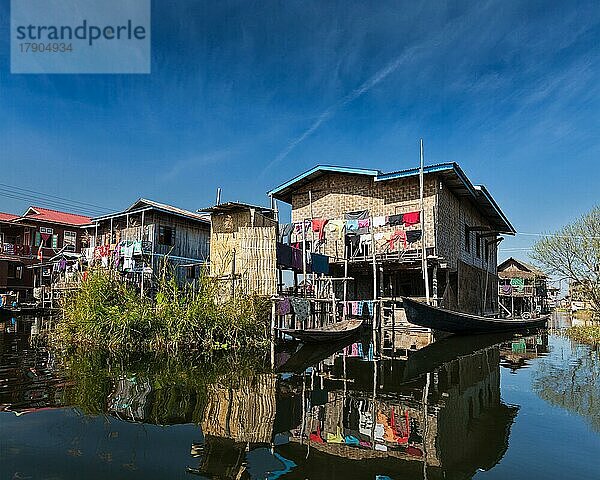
top-left (498, 284), bottom-right (534, 296)
top-left (1, 243), bottom-right (32, 257)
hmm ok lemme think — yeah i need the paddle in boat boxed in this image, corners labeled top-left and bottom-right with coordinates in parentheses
top-left (278, 317), bottom-right (364, 343)
top-left (402, 297), bottom-right (548, 334)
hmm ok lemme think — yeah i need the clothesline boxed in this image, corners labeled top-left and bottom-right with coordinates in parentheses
top-left (275, 297), bottom-right (376, 320)
top-left (279, 210), bottom-right (423, 249)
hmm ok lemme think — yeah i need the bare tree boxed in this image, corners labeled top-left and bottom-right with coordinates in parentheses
top-left (531, 206), bottom-right (600, 315)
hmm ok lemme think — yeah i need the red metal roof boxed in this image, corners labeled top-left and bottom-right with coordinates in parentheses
top-left (0, 212), bottom-right (19, 222)
top-left (23, 206), bottom-right (92, 226)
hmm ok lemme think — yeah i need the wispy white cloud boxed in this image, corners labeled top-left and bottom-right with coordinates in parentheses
top-left (262, 47), bottom-right (422, 174)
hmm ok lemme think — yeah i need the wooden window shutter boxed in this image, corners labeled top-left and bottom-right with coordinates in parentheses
top-left (35, 231), bottom-right (41, 246)
top-left (52, 234), bottom-right (58, 249)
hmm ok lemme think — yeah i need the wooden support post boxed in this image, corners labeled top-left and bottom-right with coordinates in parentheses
top-left (432, 264), bottom-right (438, 306)
top-left (343, 260), bottom-right (348, 322)
top-left (302, 218), bottom-right (307, 298)
top-left (278, 268), bottom-right (283, 295)
top-left (419, 139), bottom-right (431, 305)
top-left (270, 300), bottom-right (276, 369)
top-left (331, 279), bottom-right (336, 326)
top-left (140, 210), bottom-right (145, 297)
top-left (231, 249), bottom-right (236, 299)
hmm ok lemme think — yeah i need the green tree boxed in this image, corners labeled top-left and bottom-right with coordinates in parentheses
top-left (531, 206), bottom-right (600, 316)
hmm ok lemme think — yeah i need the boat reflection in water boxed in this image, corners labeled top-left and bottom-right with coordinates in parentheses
top-left (0, 315), bottom-right (548, 480)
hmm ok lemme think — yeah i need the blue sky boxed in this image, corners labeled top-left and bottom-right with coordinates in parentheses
top-left (0, 0), bottom-right (598, 266)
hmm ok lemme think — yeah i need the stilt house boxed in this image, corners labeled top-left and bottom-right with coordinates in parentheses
top-left (268, 163), bottom-right (515, 315)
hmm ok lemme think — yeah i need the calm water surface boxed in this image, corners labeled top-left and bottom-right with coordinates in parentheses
top-left (0, 313), bottom-right (599, 480)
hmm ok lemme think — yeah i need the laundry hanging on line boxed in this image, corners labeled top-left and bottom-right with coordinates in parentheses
top-left (311, 253), bottom-right (330, 274)
top-left (311, 218), bottom-right (329, 240)
top-left (290, 298), bottom-right (310, 322)
top-left (328, 219), bottom-right (346, 240)
top-left (372, 215), bottom-right (387, 227)
top-left (389, 230), bottom-right (407, 250)
top-left (276, 297), bottom-right (291, 316)
top-left (403, 211), bottom-right (420, 226)
top-left (406, 229), bottom-right (422, 243)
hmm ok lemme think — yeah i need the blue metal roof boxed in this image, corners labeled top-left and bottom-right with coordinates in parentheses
top-left (267, 165), bottom-right (381, 198)
top-left (267, 162), bottom-right (515, 234)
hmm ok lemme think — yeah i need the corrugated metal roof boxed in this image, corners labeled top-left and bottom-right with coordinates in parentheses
top-left (498, 257), bottom-right (547, 278)
top-left (267, 165), bottom-right (381, 201)
top-left (268, 162), bottom-right (515, 234)
top-left (0, 211), bottom-right (19, 222)
top-left (199, 201), bottom-right (274, 215)
top-left (21, 206), bottom-right (92, 226)
top-left (92, 198), bottom-right (210, 224)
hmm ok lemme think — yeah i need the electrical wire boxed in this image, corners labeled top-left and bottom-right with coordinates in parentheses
top-left (0, 183), bottom-right (117, 216)
top-left (0, 182), bottom-right (113, 212)
top-left (0, 190), bottom-right (110, 216)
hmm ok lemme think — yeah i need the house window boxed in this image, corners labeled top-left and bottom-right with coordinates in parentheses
top-left (475, 235), bottom-right (481, 258)
top-left (186, 265), bottom-right (196, 279)
top-left (35, 227), bottom-right (57, 248)
top-left (7, 263), bottom-right (17, 278)
top-left (464, 225), bottom-right (471, 252)
top-left (485, 241), bottom-right (490, 261)
top-left (64, 231), bottom-right (77, 251)
top-left (159, 226), bottom-right (175, 246)
top-left (7, 264), bottom-right (22, 279)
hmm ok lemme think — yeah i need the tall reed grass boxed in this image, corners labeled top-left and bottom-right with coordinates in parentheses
top-left (54, 267), bottom-right (271, 353)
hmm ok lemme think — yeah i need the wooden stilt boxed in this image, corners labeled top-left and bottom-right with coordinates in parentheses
top-left (420, 139), bottom-right (431, 305)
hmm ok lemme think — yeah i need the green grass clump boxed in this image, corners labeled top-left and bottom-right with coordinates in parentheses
top-left (565, 325), bottom-right (600, 346)
top-left (54, 267), bottom-right (271, 353)
top-left (57, 347), bottom-right (269, 423)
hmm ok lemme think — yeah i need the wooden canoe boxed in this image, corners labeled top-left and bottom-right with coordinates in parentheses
top-left (402, 297), bottom-right (548, 334)
top-left (278, 318), bottom-right (364, 343)
top-left (276, 336), bottom-right (360, 373)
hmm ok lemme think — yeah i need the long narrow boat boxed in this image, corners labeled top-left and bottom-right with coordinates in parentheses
top-left (402, 297), bottom-right (548, 334)
top-left (278, 318), bottom-right (364, 343)
top-left (276, 336), bottom-right (359, 373)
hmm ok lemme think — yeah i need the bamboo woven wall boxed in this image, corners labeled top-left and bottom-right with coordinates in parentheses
top-left (201, 374), bottom-right (277, 443)
top-left (237, 226), bottom-right (277, 296)
top-left (209, 209), bottom-right (277, 297)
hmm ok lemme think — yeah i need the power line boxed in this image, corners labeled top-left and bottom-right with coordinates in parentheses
top-left (0, 192), bottom-right (109, 215)
top-left (517, 232), bottom-right (600, 239)
top-left (0, 190), bottom-right (110, 216)
top-left (0, 186), bottom-right (117, 217)
top-left (0, 182), bottom-right (115, 213)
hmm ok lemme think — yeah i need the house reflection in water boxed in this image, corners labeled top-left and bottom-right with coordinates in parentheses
top-left (192, 332), bottom-right (519, 480)
top-left (0, 315), bottom-right (522, 480)
top-left (499, 332), bottom-right (549, 372)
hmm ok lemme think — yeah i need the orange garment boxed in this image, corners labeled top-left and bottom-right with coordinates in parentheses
top-left (403, 211), bottom-right (420, 226)
top-left (311, 219), bottom-right (329, 240)
top-left (389, 230), bottom-right (407, 250)
top-left (377, 412), bottom-right (396, 442)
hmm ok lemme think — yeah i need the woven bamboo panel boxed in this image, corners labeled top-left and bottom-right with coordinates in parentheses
top-left (201, 374), bottom-right (277, 443)
top-left (237, 226), bottom-right (277, 296)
